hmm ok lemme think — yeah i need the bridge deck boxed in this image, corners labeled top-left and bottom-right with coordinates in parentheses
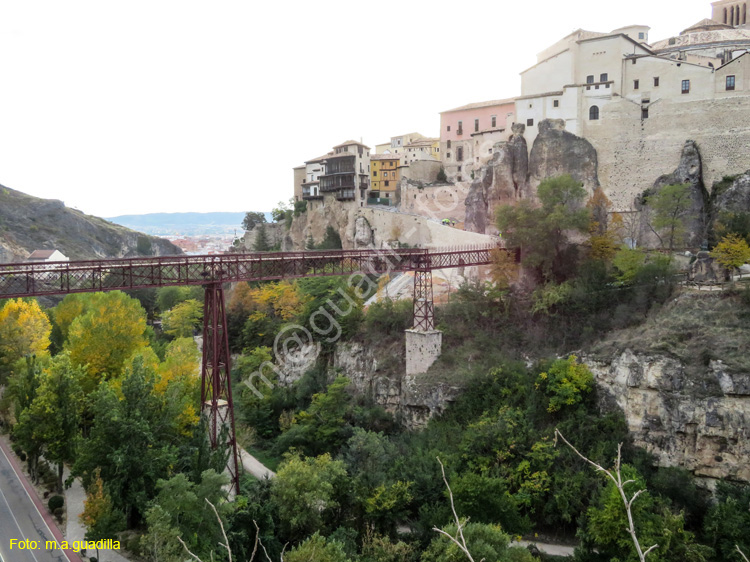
top-left (0, 245), bottom-right (496, 299)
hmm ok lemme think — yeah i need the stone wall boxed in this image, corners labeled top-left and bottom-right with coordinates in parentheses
top-left (585, 94), bottom-right (750, 211)
top-left (399, 182), bottom-right (471, 222)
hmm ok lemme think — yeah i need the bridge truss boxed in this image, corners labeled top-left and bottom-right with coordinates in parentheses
top-left (0, 244), bottom-right (496, 493)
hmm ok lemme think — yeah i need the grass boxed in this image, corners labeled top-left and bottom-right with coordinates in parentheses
top-left (246, 445), bottom-right (282, 472)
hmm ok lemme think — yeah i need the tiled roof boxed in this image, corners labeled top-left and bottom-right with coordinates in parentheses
top-left (28, 250), bottom-right (56, 259)
top-left (370, 153), bottom-right (401, 160)
top-left (681, 18), bottom-right (733, 33)
top-left (333, 140), bottom-right (370, 149)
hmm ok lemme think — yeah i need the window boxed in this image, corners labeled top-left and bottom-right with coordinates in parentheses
top-left (456, 147), bottom-right (463, 161)
top-left (457, 166), bottom-right (462, 172)
top-left (447, 140), bottom-right (451, 149)
top-left (634, 79), bottom-right (639, 90)
top-left (457, 175), bottom-right (462, 181)
top-left (553, 100), bottom-right (559, 107)
top-left (474, 118), bottom-right (479, 132)
top-left (385, 181), bottom-right (390, 186)
top-left (526, 118), bottom-right (534, 126)
top-left (632, 58), bottom-right (637, 64)
top-left (373, 171), bottom-right (378, 177)
top-left (638, 32), bottom-right (645, 39)
top-left (457, 121), bottom-right (463, 134)
top-left (589, 105), bottom-right (599, 120)
top-left (447, 125), bottom-right (451, 132)
top-left (727, 75), bottom-right (736, 90)
top-left (682, 79), bottom-right (690, 94)
top-left (654, 76), bottom-right (660, 87)
top-left (642, 107), bottom-right (649, 119)
top-left (383, 171), bottom-right (388, 178)
top-left (586, 75), bottom-right (594, 84)
top-left (491, 115), bottom-right (497, 127)
top-left (447, 152), bottom-right (451, 159)
top-left (600, 73), bottom-right (608, 82)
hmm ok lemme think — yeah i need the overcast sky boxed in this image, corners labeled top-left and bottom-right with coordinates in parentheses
top-left (0, 0), bottom-right (712, 218)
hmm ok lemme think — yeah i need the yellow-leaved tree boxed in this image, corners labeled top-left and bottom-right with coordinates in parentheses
top-left (157, 337), bottom-right (201, 433)
top-left (0, 298), bottom-right (51, 378)
top-left (65, 291), bottom-right (148, 391)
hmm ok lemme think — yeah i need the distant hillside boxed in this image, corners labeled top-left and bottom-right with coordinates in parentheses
top-left (106, 212), bottom-right (272, 235)
top-left (0, 185), bottom-right (182, 263)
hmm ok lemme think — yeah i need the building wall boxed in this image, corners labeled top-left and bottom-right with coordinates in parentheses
top-left (440, 103), bottom-right (515, 143)
top-left (371, 158), bottom-right (400, 195)
top-left (584, 92), bottom-right (750, 211)
top-left (293, 167), bottom-right (305, 202)
top-left (521, 49), bottom-right (576, 97)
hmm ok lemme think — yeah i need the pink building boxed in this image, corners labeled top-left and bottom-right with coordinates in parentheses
top-left (439, 98), bottom-right (516, 182)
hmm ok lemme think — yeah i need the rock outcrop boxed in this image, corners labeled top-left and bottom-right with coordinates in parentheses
top-left (644, 140), bottom-right (709, 248)
top-left (464, 119), bottom-right (600, 234)
top-left (464, 124), bottom-right (529, 234)
top-left (587, 349), bottom-right (750, 482)
top-left (688, 251), bottom-right (726, 283)
top-left (714, 169), bottom-right (750, 214)
top-left (0, 184), bottom-right (182, 262)
top-left (529, 119), bottom-right (600, 194)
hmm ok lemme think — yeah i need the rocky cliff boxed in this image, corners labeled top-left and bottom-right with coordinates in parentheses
top-left (586, 291), bottom-right (750, 482)
top-left (0, 185), bottom-right (182, 262)
top-left (464, 119), bottom-right (599, 234)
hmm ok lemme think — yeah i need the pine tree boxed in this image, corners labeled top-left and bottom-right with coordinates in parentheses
top-left (253, 223), bottom-right (271, 252)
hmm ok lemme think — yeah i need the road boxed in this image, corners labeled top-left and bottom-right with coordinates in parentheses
top-left (0, 440), bottom-right (75, 562)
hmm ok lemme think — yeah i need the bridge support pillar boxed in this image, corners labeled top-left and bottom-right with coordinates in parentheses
top-left (406, 265), bottom-right (442, 375)
top-left (201, 282), bottom-right (240, 497)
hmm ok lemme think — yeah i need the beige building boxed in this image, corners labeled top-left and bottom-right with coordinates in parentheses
top-left (319, 140), bottom-right (371, 207)
top-left (293, 165), bottom-right (306, 203)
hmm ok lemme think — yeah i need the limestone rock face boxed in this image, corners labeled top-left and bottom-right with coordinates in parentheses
top-left (464, 125), bottom-right (529, 234)
top-left (529, 119), bottom-right (600, 194)
top-left (586, 349), bottom-right (750, 482)
top-left (715, 169), bottom-right (750, 213)
top-left (688, 251), bottom-right (725, 283)
top-left (353, 216), bottom-right (375, 248)
top-left (647, 140), bottom-right (709, 247)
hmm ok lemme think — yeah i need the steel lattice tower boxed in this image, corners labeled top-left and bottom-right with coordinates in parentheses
top-left (201, 282), bottom-right (240, 495)
top-left (412, 255), bottom-right (435, 331)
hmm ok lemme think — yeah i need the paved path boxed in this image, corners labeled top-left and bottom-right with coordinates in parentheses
top-left (0, 436), bottom-right (81, 562)
top-left (239, 448), bottom-right (275, 480)
top-left (515, 539), bottom-right (575, 557)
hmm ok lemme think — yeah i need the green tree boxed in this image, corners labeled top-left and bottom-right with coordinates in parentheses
top-left (703, 482), bottom-right (750, 561)
top-left (535, 355), bottom-right (594, 414)
top-left (285, 532), bottom-right (352, 562)
top-left (242, 211), bottom-right (267, 231)
top-left (646, 183), bottom-right (694, 251)
top-left (317, 225), bottom-right (343, 250)
top-left (161, 299), bottom-right (203, 338)
top-left (253, 222), bottom-right (271, 252)
top-left (421, 522), bottom-right (534, 562)
top-left (497, 175), bottom-right (590, 281)
top-left (271, 452), bottom-right (348, 540)
top-left (436, 166), bottom-right (448, 183)
top-left (271, 200), bottom-right (292, 223)
top-left (710, 233), bottom-right (750, 277)
top-left (140, 470), bottom-right (229, 562)
top-left (74, 356), bottom-right (184, 526)
top-left (155, 286), bottom-right (204, 314)
top-left (14, 354), bottom-right (85, 491)
top-left (65, 291), bottom-right (149, 389)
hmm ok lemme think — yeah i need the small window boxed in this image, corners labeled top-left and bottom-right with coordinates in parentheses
top-left (457, 120), bottom-right (463, 133)
top-left (553, 100), bottom-right (559, 107)
top-left (526, 118), bottom-right (534, 126)
top-left (654, 76), bottom-right (660, 87)
top-left (447, 152), bottom-right (451, 159)
top-left (634, 79), bottom-right (639, 90)
top-left (457, 166), bottom-right (462, 172)
top-left (586, 75), bottom-right (594, 84)
top-left (457, 175), bottom-right (462, 181)
top-left (491, 115), bottom-right (497, 127)
top-left (642, 107), bottom-right (649, 119)
top-left (682, 79), bottom-right (690, 94)
top-left (373, 171), bottom-right (378, 177)
top-left (447, 125), bottom-right (451, 132)
top-left (456, 147), bottom-right (463, 161)
top-left (447, 140), bottom-right (451, 149)
top-left (589, 105), bottom-right (599, 120)
top-left (727, 75), bottom-right (736, 90)
top-left (638, 32), bottom-right (645, 39)
top-left (474, 118), bottom-right (479, 132)
top-left (600, 73), bottom-right (608, 82)
top-left (632, 58), bottom-right (637, 64)
top-left (385, 181), bottom-right (390, 186)
top-left (669, 37), bottom-right (676, 45)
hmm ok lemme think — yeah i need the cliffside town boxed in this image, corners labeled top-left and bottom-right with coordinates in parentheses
top-left (290, 1), bottom-right (750, 252)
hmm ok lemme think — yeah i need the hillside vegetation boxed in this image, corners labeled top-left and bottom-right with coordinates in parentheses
top-left (0, 184), bottom-right (182, 261)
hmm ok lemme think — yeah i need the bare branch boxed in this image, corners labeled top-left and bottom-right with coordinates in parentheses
top-left (435, 457), bottom-right (476, 562)
top-left (737, 545), bottom-right (750, 562)
top-left (555, 428), bottom-right (658, 562)
top-left (205, 498), bottom-right (232, 562)
top-left (177, 536), bottom-right (205, 562)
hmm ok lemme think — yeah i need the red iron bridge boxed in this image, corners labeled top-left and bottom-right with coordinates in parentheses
top-left (0, 244), bottom-right (496, 493)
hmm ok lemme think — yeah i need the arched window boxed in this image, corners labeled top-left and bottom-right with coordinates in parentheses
top-left (724, 7), bottom-right (728, 23)
top-left (589, 105), bottom-right (600, 120)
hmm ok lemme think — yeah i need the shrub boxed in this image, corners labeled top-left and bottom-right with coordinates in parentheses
top-left (49, 494), bottom-right (64, 512)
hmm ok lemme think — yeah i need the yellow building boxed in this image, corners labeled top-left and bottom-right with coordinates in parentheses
top-left (370, 154), bottom-right (400, 204)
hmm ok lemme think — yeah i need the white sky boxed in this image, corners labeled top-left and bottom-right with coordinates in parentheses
top-left (0, 0), bottom-right (712, 217)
